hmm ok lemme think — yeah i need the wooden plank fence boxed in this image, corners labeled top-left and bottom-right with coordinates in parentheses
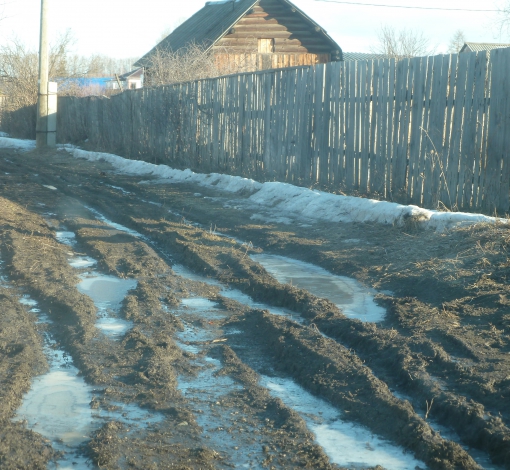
top-left (57, 48), bottom-right (510, 213)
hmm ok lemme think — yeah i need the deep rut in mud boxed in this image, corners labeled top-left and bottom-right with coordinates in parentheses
top-left (0, 147), bottom-right (509, 469)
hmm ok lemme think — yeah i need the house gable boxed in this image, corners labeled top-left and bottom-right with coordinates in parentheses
top-left (212, 0), bottom-right (340, 59)
top-left (135, 0), bottom-right (341, 68)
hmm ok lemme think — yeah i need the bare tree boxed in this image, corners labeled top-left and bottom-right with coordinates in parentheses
top-left (447, 30), bottom-right (467, 54)
top-left (371, 25), bottom-right (435, 60)
top-left (0, 31), bottom-right (81, 110)
top-left (145, 42), bottom-right (246, 86)
top-left (495, 1), bottom-right (510, 37)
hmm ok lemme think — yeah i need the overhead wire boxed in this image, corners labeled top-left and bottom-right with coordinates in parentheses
top-left (313, 0), bottom-right (500, 12)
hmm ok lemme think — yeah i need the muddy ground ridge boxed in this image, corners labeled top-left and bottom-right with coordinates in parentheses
top-left (0, 147), bottom-right (509, 469)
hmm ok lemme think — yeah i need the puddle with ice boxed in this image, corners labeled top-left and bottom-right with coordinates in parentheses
top-left (172, 263), bottom-right (300, 322)
top-left (69, 256), bottom-right (96, 269)
top-left (12, 290), bottom-right (162, 468)
top-left (170, 276), bottom-right (423, 469)
top-left (261, 375), bottom-right (425, 470)
top-left (55, 227), bottom-right (133, 337)
top-left (252, 253), bottom-right (386, 322)
top-left (78, 274), bottom-right (137, 338)
top-left (13, 294), bottom-right (97, 469)
top-left (55, 231), bottom-right (77, 246)
top-left (174, 298), bottom-right (272, 468)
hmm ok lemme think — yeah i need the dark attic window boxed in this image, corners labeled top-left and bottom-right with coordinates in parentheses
top-left (258, 38), bottom-right (275, 53)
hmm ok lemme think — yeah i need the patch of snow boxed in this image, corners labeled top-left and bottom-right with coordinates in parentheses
top-left (72, 149), bottom-right (263, 194)
top-left (0, 136), bottom-right (500, 232)
top-left (68, 147), bottom-right (506, 231)
top-left (0, 137), bottom-right (36, 151)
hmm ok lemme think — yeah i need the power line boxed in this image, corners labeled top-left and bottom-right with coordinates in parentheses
top-left (314, 0), bottom-right (500, 12)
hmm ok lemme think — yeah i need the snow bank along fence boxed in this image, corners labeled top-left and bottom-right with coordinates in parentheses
top-left (57, 48), bottom-right (510, 213)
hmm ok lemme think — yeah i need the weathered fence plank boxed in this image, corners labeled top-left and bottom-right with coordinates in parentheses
top-left (53, 49), bottom-right (510, 215)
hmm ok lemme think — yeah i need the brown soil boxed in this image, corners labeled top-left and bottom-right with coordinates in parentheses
top-left (0, 146), bottom-right (509, 469)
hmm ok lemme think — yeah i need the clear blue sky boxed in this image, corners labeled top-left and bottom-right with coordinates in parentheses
top-left (0, 0), bottom-right (506, 60)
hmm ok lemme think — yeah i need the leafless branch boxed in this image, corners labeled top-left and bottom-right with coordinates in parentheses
top-left (145, 42), bottom-right (247, 87)
top-left (447, 30), bottom-right (466, 54)
top-left (371, 25), bottom-right (436, 60)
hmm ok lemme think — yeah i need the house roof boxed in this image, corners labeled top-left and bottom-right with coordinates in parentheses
top-left (56, 77), bottom-right (111, 91)
top-left (342, 52), bottom-right (391, 61)
top-left (460, 42), bottom-right (510, 53)
top-left (119, 68), bottom-right (144, 80)
top-left (135, 0), bottom-right (341, 67)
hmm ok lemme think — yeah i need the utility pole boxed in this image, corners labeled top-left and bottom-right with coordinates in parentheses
top-left (36, 0), bottom-right (56, 148)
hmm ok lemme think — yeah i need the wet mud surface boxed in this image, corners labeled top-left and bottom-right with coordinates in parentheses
top-left (0, 147), bottom-right (509, 469)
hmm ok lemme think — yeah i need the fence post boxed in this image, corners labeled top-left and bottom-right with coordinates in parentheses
top-left (485, 48), bottom-right (510, 213)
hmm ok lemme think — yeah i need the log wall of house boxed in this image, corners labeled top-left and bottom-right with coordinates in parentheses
top-left (212, 0), bottom-right (337, 66)
top-left (215, 52), bottom-right (330, 73)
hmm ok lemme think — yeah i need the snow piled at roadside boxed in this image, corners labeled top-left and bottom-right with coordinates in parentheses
top-left (71, 148), bottom-right (503, 231)
top-left (249, 182), bottom-right (497, 231)
top-left (0, 137), bottom-right (505, 230)
top-left (72, 149), bottom-right (263, 194)
top-left (0, 136), bottom-right (35, 150)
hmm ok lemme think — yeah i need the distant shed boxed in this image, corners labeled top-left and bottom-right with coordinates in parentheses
top-left (342, 52), bottom-right (390, 61)
top-left (135, 0), bottom-right (342, 77)
top-left (460, 42), bottom-right (510, 53)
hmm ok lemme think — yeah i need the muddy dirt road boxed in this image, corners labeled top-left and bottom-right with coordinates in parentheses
top-left (0, 146), bottom-right (509, 469)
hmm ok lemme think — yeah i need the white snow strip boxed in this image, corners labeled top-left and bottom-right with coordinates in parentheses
top-left (72, 148), bottom-right (263, 194)
top-left (69, 147), bottom-right (506, 231)
top-left (0, 137), bottom-right (504, 231)
top-left (0, 137), bottom-right (36, 151)
top-left (248, 181), bottom-right (503, 231)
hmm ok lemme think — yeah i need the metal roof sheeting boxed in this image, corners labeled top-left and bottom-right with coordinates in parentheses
top-left (460, 42), bottom-right (510, 53)
top-left (342, 52), bottom-right (391, 61)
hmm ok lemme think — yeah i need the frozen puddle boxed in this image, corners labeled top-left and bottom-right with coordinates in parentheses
top-left (78, 274), bottom-right (137, 338)
top-left (174, 298), bottom-right (268, 468)
top-left (261, 375), bottom-right (425, 470)
top-left (54, 227), bottom-right (134, 337)
top-left (252, 254), bottom-right (386, 322)
top-left (69, 256), bottom-right (96, 269)
top-left (172, 263), bottom-right (300, 322)
top-left (16, 296), bottom-right (96, 469)
top-left (55, 230), bottom-right (77, 246)
top-left (18, 370), bottom-right (94, 445)
top-left (16, 294), bottom-right (164, 469)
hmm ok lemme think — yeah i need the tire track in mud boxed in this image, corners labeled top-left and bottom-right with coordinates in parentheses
top-left (1, 148), bottom-right (509, 468)
top-left (58, 186), bottom-right (509, 469)
top-left (80, 191), bottom-right (507, 468)
top-left (0, 195), bottom-right (342, 469)
top-left (37, 194), bottom-right (484, 467)
top-left (0, 280), bottom-right (57, 469)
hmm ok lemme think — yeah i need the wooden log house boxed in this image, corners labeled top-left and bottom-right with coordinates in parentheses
top-left (136, 0), bottom-right (342, 78)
